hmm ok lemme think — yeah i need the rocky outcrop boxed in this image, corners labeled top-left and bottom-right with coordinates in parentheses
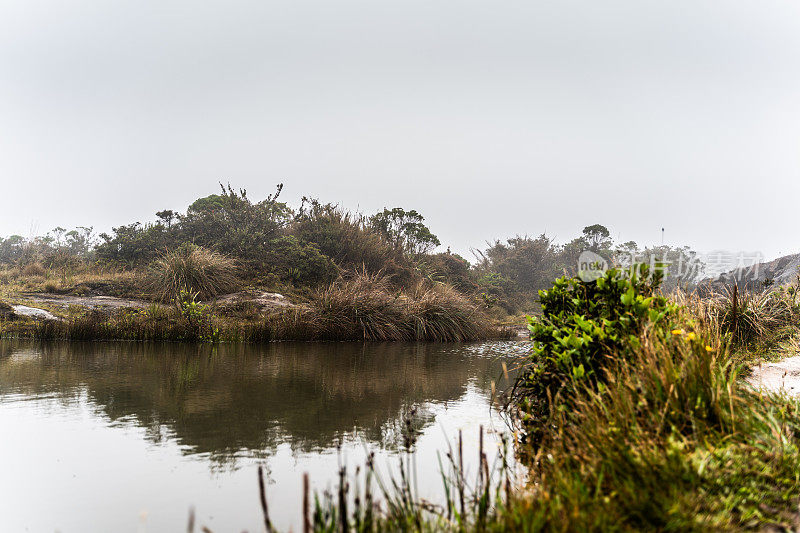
top-left (11, 305), bottom-right (58, 321)
top-left (21, 293), bottom-right (156, 310)
top-left (211, 291), bottom-right (297, 314)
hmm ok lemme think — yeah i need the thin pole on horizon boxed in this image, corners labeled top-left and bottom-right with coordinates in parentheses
top-left (661, 228), bottom-right (664, 246)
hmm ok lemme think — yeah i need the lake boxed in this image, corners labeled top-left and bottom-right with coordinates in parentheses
top-left (0, 340), bottom-right (525, 532)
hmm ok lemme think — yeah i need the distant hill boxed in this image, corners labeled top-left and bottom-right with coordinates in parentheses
top-left (702, 252), bottom-right (800, 290)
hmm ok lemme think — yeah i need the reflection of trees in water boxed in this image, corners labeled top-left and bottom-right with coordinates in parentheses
top-left (0, 340), bottom-right (510, 463)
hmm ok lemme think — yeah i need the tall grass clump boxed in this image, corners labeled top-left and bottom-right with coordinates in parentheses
top-left (307, 270), bottom-right (407, 341)
top-left (148, 244), bottom-right (239, 302)
top-left (282, 270), bottom-right (490, 341)
top-left (407, 281), bottom-right (484, 341)
top-left (698, 285), bottom-right (799, 354)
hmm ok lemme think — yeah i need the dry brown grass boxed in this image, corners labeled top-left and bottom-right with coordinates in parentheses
top-left (676, 286), bottom-right (799, 358)
top-left (273, 270), bottom-right (489, 341)
top-left (20, 262), bottom-right (45, 277)
top-left (0, 262), bottom-right (141, 299)
top-left (148, 245), bottom-right (239, 302)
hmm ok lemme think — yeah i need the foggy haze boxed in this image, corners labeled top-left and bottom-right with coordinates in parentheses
top-left (2, 1), bottom-right (799, 259)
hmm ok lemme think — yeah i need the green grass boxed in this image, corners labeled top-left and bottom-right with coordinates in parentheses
top-left (272, 285), bottom-right (800, 531)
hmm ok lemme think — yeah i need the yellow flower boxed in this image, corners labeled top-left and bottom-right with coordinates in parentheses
top-left (686, 332), bottom-right (696, 341)
top-left (671, 329), bottom-right (684, 335)
top-left (705, 346), bottom-right (714, 352)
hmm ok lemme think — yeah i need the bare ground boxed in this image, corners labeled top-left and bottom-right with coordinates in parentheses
top-left (748, 356), bottom-right (800, 394)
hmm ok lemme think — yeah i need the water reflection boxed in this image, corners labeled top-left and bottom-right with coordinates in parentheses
top-left (0, 341), bottom-right (519, 460)
top-left (0, 340), bottom-right (523, 531)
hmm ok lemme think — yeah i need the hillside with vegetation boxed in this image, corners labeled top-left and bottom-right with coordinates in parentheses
top-left (0, 184), bottom-right (707, 342)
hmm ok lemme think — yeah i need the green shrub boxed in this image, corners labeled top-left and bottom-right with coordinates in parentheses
top-left (181, 184), bottom-right (292, 274)
top-left (148, 244), bottom-right (239, 302)
top-left (415, 252), bottom-right (474, 292)
top-left (292, 199), bottom-right (408, 276)
top-left (516, 264), bottom-right (678, 438)
top-left (261, 235), bottom-right (338, 287)
top-left (368, 207), bottom-right (441, 255)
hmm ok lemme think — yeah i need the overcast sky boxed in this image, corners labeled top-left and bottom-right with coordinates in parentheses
top-left (1, 1), bottom-right (799, 260)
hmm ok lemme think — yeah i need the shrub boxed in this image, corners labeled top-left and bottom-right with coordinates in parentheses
top-left (368, 207), bottom-right (441, 255)
top-left (500, 324), bottom-right (800, 531)
top-left (260, 235), bottom-right (338, 286)
top-left (415, 252), bottom-right (474, 292)
top-left (21, 262), bottom-right (45, 277)
top-left (181, 184), bottom-right (292, 274)
top-left (96, 222), bottom-right (173, 266)
top-left (291, 199), bottom-right (416, 286)
top-left (148, 244), bottom-right (239, 302)
top-left (474, 235), bottom-right (561, 295)
top-left (515, 264), bottom-right (678, 439)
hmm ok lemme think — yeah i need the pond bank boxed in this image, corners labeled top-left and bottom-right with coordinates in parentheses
top-left (0, 291), bottom-right (515, 343)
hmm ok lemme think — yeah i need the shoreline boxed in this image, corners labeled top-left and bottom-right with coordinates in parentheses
top-left (1, 291), bottom-right (518, 343)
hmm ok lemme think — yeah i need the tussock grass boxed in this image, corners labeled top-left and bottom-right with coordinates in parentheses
top-left (148, 245), bottom-right (239, 302)
top-left (275, 270), bottom-right (491, 341)
top-left (20, 262), bottom-right (45, 277)
top-left (678, 286), bottom-right (800, 358)
top-left (21, 271), bottom-right (505, 342)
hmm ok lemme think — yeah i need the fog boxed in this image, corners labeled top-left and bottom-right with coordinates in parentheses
top-left (2, 0), bottom-right (799, 259)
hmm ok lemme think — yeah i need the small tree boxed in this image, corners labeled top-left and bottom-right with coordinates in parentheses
top-left (582, 224), bottom-right (612, 252)
top-left (156, 210), bottom-right (176, 229)
top-left (180, 183), bottom-right (292, 272)
top-left (369, 208), bottom-right (440, 255)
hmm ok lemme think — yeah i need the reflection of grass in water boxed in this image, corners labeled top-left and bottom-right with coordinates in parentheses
top-left (191, 425), bottom-right (519, 533)
top-left (184, 425), bottom-right (518, 533)
top-left (0, 340), bottom-right (513, 462)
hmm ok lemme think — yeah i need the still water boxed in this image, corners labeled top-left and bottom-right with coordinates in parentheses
top-left (0, 340), bottom-right (525, 532)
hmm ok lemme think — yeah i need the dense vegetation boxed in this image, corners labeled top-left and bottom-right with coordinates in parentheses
top-left (272, 267), bottom-right (800, 532)
top-left (4, 184), bottom-right (800, 529)
top-left (0, 184), bottom-right (703, 320)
